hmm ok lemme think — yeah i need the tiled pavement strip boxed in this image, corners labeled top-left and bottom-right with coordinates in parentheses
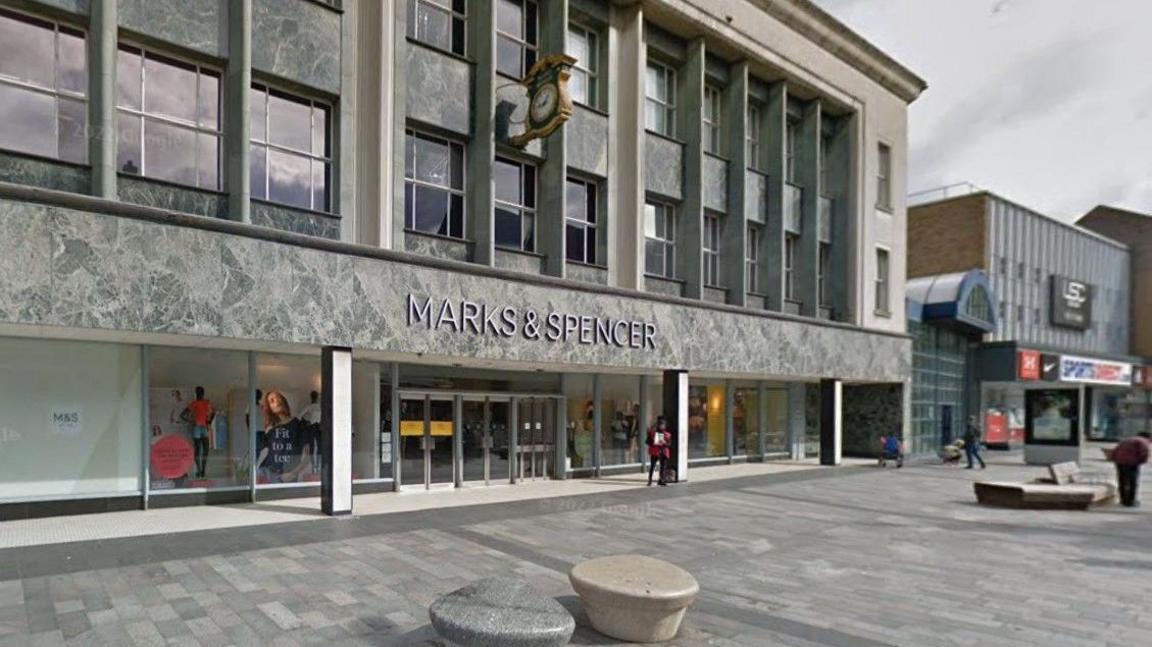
top-left (0, 454), bottom-right (1149, 646)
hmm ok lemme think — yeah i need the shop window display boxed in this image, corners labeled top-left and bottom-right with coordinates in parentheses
top-left (600, 375), bottom-right (641, 467)
top-left (688, 382), bottom-right (727, 459)
top-left (764, 389), bottom-right (788, 453)
top-left (564, 374), bottom-right (595, 469)
top-left (254, 354), bottom-right (320, 487)
top-left (733, 386), bottom-right (759, 456)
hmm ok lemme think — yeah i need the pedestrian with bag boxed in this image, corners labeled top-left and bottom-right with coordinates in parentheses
top-left (1111, 432), bottom-right (1151, 507)
top-left (963, 415), bottom-right (986, 469)
top-left (646, 415), bottom-right (672, 487)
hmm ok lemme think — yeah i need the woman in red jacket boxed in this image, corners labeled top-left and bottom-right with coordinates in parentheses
top-left (646, 416), bottom-right (672, 487)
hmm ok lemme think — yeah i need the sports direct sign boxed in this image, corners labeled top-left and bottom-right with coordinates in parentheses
top-left (1058, 355), bottom-right (1133, 386)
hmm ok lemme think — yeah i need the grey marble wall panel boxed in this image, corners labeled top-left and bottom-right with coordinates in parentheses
top-left (645, 276), bottom-right (683, 298)
top-left (745, 170), bottom-right (768, 224)
top-left (404, 232), bottom-right (471, 262)
top-left (703, 154), bottom-right (728, 212)
top-left (0, 201), bottom-right (52, 324)
top-left (0, 197), bottom-right (912, 382)
top-left (568, 107), bottom-right (608, 177)
top-left (118, 0), bottom-right (224, 58)
top-left (0, 152), bottom-right (89, 194)
top-left (26, 0), bottom-right (88, 14)
top-left (118, 177), bottom-right (227, 219)
top-left (405, 45), bottom-right (472, 136)
top-left (644, 134), bottom-right (683, 200)
top-left (252, 0), bottom-right (341, 93)
top-left (251, 201), bottom-right (340, 239)
top-left (494, 249), bottom-right (544, 275)
top-left (703, 287), bottom-right (727, 304)
top-left (566, 263), bottom-right (608, 286)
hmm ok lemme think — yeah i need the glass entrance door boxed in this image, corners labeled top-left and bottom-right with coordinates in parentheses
top-left (398, 394), bottom-right (455, 489)
top-left (399, 397), bottom-right (425, 488)
top-left (517, 398), bottom-right (555, 481)
top-left (461, 398), bottom-right (511, 485)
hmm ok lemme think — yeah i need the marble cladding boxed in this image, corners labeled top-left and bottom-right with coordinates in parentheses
top-left (27, 0), bottom-right (87, 14)
top-left (253, 0), bottom-right (341, 93)
top-left (842, 383), bottom-right (903, 456)
top-left (745, 170), bottom-right (768, 223)
top-left (118, 176), bottom-right (226, 219)
top-left (644, 133), bottom-right (683, 200)
top-left (251, 201), bottom-right (340, 240)
top-left (703, 154), bottom-right (728, 212)
top-left (404, 232), bottom-right (471, 262)
top-left (566, 263), bottom-right (608, 286)
top-left (703, 287), bottom-right (728, 304)
top-left (568, 106), bottom-right (608, 178)
top-left (746, 294), bottom-right (766, 310)
top-left (645, 276), bottom-right (683, 298)
top-left (407, 44), bottom-right (471, 137)
top-left (118, 0), bottom-right (224, 57)
top-left (494, 248), bottom-right (544, 276)
top-left (0, 197), bottom-right (912, 381)
top-left (0, 152), bottom-right (89, 195)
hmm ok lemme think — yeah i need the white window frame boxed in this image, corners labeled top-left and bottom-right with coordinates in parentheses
top-left (496, 0), bottom-right (538, 79)
top-left (251, 84), bottom-right (333, 212)
top-left (408, 0), bottom-right (467, 56)
top-left (784, 233), bottom-right (798, 302)
top-left (493, 155), bottom-right (537, 252)
top-left (877, 142), bottom-right (892, 210)
top-left (403, 128), bottom-right (466, 238)
top-left (566, 22), bottom-right (597, 108)
top-left (644, 200), bottom-right (676, 278)
top-left (746, 103), bottom-right (761, 169)
top-left (875, 246), bottom-right (891, 314)
top-left (565, 176), bottom-right (597, 264)
top-left (645, 59), bottom-right (676, 138)
top-left (703, 212), bottom-right (721, 287)
top-left (703, 85), bottom-right (722, 155)
top-left (746, 223), bottom-right (761, 294)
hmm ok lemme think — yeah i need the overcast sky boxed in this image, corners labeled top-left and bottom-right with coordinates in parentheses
top-left (812, 0), bottom-right (1152, 221)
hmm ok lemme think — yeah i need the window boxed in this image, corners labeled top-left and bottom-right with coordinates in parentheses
top-left (746, 103), bottom-right (761, 169)
top-left (819, 133), bottom-right (832, 192)
top-left (1016, 261), bottom-right (1025, 280)
top-left (784, 233), bottom-right (798, 301)
top-left (1034, 267), bottom-right (1042, 283)
top-left (877, 142), bottom-right (892, 209)
top-left (818, 242), bottom-right (831, 306)
top-left (565, 177), bottom-right (597, 264)
top-left (998, 256), bottom-right (1007, 274)
top-left (746, 224), bottom-right (761, 294)
top-left (966, 285), bottom-right (993, 323)
top-left (496, 0), bottom-right (537, 78)
top-left (1016, 304), bottom-right (1024, 323)
top-left (703, 85), bottom-right (722, 155)
top-left (566, 23), bottom-right (597, 107)
top-left (407, 0), bottom-right (466, 56)
top-left (875, 247), bottom-right (890, 313)
top-left (493, 156), bottom-right (536, 251)
top-left (645, 59), bottom-right (676, 137)
top-left (998, 301), bottom-right (1006, 319)
top-left (703, 213), bottom-right (721, 287)
top-left (250, 85), bottom-right (331, 211)
top-left (0, 10), bottom-right (87, 164)
top-left (785, 118), bottom-right (799, 184)
top-left (644, 201), bottom-right (675, 278)
top-left (1033, 307), bottom-right (1040, 324)
top-left (404, 129), bottom-right (465, 238)
top-left (117, 46), bottom-right (220, 189)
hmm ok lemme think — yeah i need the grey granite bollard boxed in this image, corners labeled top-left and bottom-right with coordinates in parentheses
top-left (428, 577), bottom-right (575, 647)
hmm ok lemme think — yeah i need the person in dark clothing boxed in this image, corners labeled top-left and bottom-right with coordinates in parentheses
top-left (1111, 432), bottom-right (1151, 507)
top-left (963, 415), bottom-right (986, 469)
top-left (646, 416), bottom-right (672, 487)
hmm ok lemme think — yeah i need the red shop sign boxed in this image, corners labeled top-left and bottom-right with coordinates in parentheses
top-left (150, 434), bottom-right (194, 480)
top-left (1018, 350), bottom-right (1041, 380)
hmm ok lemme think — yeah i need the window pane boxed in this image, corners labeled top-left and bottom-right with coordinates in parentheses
top-left (569, 70), bottom-right (587, 105)
top-left (0, 83), bottom-right (55, 158)
top-left (568, 27), bottom-right (588, 62)
top-left (566, 180), bottom-right (587, 223)
top-left (413, 135), bottom-right (450, 186)
top-left (312, 105), bottom-right (328, 157)
top-left (268, 148), bottom-right (311, 209)
top-left (312, 160), bottom-right (328, 211)
top-left (117, 47), bottom-right (142, 110)
top-left (522, 212), bottom-right (535, 252)
top-left (198, 72), bottom-right (219, 129)
top-left (268, 92), bottom-right (311, 151)
top-left (144, 119), bottom-right (197, 186)
top-left (0, 12), bottom-right (54, 89)
top-left (497, 0), bottom-right (523, 37)
top-left (415, 3), bottom-right (451, 51)
top-left (523, 165), bottom-right (536, 207)
top-left (493, 158), bottom-right (521, 205)
top-left (450, 142), bottom-right (464, 190)
top-left (250, 88), bottom-right (267, 142)
top-left (412, 184), bottom-right (450, 234)
top-left (496, 36), bottom-right (522, 77)
top-left (117, 113), bottom-right (142, 174)
top-left (250, 143), bottom-right (266, 199)
top-left (194, 133), bottom-right (217, 189)
top-left (449, 193), bottom-right (464, 238)
top-left (566, 223), bottom-right (583, 262)
top-left (525, 1), bottom-right (537, 45)
top-left (585, 227), bottom-right (596, 265)
top-left (58, 29), bottom-right (87, 95)
top-left (644, 239), bottom-right (664, 276)
top-left (494, 207), bottom-right (521, 249)
top-left (144, 55), bottom-right (198, 123)
top-left (58, 97), bottom-right (87, 164)
top-left (644, 203), bottom-right (657, 237)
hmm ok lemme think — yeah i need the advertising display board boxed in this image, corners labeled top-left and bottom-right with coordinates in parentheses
top-left (1049, 276), bottom-right (1093, 330)
top-left (1024, 389), bottom-right (1079, 446)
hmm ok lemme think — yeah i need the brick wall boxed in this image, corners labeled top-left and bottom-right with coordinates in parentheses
top-left (907, 194), bottom-right (987, 278)
top-left (1078, 207), bottom-right (1152, 357)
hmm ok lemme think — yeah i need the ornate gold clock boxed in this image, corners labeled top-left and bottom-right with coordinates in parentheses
top-left (509, 54), bottom-right (577, 148)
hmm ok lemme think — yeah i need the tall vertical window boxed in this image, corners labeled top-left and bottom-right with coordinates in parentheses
top-left (250, 85), bottom-right (331, 211)
top-left (0, 10), bottom-right (87, 164)
top-left (703, 213), bottom-right (721, 286)
top-left (877, 142), bottom-right (892, 209)
top-left (117, 46), bottom-right (220, 189)
top-left (746, 103), bottom-right (761, 169)
top-left (494, 156), bottom-right (536, 251)
top-left (785, 118), bottom-right (799, 184)
top-left (566, 23), bottom-right (597, 107)
top-left (645, 59), bottom-right (676, 137)
top-left (818, 242), bottom-right (831, 306)
top-left (703, 85), bottom-right (722, 155)
top-left (746, 224), bottom-right (761, 293)
top-left (404, 129), bottom-right (465, 238)
top-left (819, 133), bottom-right (832, 192)
top-left (496, 0), bottom-right (537, 78)
top-left (644, 201), bottom-right (676, 278)
top-left (565, 177), bottom-right (597, 264)
top-left (875, 247), bottom-right (891, 313)
top-left (407, 0), bottom-right (466, 56)
top-left (784, 233), bottom-right (798, 301)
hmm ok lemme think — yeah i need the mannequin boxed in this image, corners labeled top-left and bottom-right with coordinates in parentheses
top-left (300, 390), bottom-right (323, 473)
top-left (183, 386), bottom-right (215, 479)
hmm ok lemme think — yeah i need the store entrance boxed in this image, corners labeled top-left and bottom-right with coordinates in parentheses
top-left (516, 397), bottom-right (555, 481)
top-left (398, 395), bottom-right (454, 490)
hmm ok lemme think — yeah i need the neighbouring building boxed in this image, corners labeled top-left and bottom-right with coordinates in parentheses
top-left (0, 0), bottom-right (924, 519)
top-left (908, 188), bottom-right (1149, 461)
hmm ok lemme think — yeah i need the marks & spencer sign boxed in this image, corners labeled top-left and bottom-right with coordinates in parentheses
top-left (406, 294), bottom-right (657, 350)
top-left (1049, 276), bottom-right (1092, 330)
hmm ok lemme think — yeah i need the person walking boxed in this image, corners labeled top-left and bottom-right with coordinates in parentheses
top-left (1111, 432), bottom-right (1151, 507)
top-left (646, 416), bottom-right (672, 487)
top-left (963, 415), bottom-right (986, 469)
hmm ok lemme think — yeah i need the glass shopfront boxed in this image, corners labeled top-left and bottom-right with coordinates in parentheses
top-left (253, 353), bottom-right (322, 490)
top-left (688, 381), bottom-right (727, 460)
top-left (1088, 387), bottom-right (1151, 441)
top-left (600, 375), bottom-right (641, 467)
top-left (565, 374), bottom-right (595, 469)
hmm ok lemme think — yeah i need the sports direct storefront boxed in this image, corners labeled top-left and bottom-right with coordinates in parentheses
top-left (975, 344), bottom-right (1151, 449)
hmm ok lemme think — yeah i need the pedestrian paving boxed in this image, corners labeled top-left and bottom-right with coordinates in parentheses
top-left (0, 453), bottom-right (1148, 646)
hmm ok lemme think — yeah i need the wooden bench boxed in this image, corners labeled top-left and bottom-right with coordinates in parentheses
top-left (569, 555), bottom-right (698, 643)
top-left (428, 577), bottom-right (575, 647)
top-left (974, 481), bottom-right (1114, 510)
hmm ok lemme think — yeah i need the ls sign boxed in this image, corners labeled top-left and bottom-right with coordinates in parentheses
top-left (1050, 276), bottom-right (1092, 330)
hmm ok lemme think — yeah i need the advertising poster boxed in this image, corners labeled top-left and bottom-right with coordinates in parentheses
top-left (1025, 389), bottom-right (1079, 446)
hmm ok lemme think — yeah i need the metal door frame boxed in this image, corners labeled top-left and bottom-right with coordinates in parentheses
top-left (398, 392), bottom-right (456, 491)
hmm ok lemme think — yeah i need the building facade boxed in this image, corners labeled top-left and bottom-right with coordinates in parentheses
top-left (909, 190), bottom-right (1149, 460)
top-left (0, 0), bottom-right (923, 518)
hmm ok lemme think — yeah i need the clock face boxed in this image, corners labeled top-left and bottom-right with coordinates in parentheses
top-left (530, 84), bottom-right (559, 123)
